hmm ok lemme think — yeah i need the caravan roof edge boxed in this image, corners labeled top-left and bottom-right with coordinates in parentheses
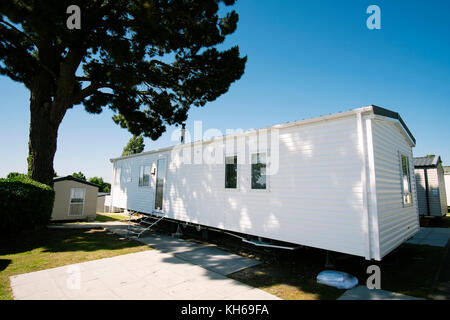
top-left (110, 105), bottom-right (412, 162)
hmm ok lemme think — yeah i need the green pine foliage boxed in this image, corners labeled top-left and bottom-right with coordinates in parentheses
top-left (122, 135), bottom-right (145, 156)
top-left (72, 172), bottom-right (87, 181)
top-left (88, 177), bottom-right (111, 193)
top-left (0, 0), bottom-right (246, 185)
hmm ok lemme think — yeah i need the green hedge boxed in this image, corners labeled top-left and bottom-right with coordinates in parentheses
top-left (0, 177), bottom-right (55, 235)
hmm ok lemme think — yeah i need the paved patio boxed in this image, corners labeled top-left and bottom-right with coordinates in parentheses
top-left (10, 249), bottom-right (279, 300)
top-left (406, 227), bottom-right (450, 247)
top-left (49, 222), bottom-right (261, 276)
top-left (338, 286), bottom-right (424, 300)
top-left (12, 222), bottom-right (277, 300)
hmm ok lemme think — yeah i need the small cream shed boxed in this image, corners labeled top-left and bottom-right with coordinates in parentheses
top-left (51, 176), bottom-right (99, 221)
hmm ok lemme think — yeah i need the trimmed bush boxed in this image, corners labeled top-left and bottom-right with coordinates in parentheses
top-left (0, 176), bottom-right (55, 235)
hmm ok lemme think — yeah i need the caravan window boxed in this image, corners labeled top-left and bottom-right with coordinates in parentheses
top-left (139, 165), bottom-right (151, 187)
top-left (225, 156), bottom-right (237, 189)
top-left (400, 154), bottom-right (412, 205)
top-left (123, 167), bottom-right (132, 183)
top-left (114, 167), bottom-right (121, 185)
top-left (251, 153), bottom-right (267, 189)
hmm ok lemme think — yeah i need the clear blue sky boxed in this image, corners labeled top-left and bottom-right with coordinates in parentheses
top-left (1, 0), bottom-right (449, 182)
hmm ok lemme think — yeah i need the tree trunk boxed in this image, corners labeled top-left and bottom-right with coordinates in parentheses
top-left (28, 76), bottom-right (66, 186)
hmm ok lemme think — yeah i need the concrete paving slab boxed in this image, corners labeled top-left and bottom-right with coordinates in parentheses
top-left (338, 286), bottom-right (424, 300)
top-left (174, 246), bottom-right (261, 275)
top-left (26, 221), bottom-right (269, 299)
top-left (52, 221), bottom-right (260, 275)
top-left (407, 227), bottom-right (450, 247)
top-left (10, 249), bottom-right (279, 300)
top-left (428, 228), bottom-right (450, 234)
top-left (47, 221), bottom-right (126, 229)
top-left (103, 225), bottom-right (262, 276)
top-left (49, 221), bottom-right (261, 277)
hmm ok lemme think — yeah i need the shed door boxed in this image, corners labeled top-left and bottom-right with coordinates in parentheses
top-left (154, 158), bottom-right (166, 211)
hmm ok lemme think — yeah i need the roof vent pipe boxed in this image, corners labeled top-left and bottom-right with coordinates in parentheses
top-left (180, 123), bottom-right (186, 144)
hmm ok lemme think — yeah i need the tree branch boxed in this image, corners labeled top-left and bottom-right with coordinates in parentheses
top-left (75, 76), bottom-right (91, 81)
top-left (149, 59), bottom-right (175, 69)
top-left (71, 83), bottom-right (115, 105)
top-left (0, 19), bottom-right (37, 48)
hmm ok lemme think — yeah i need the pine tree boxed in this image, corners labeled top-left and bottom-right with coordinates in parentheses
top-left (0, 0), bottom-right (246, 185)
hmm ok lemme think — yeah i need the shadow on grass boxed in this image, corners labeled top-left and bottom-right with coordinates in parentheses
top-left (422, 215), bottom-right (450, 228)
top-left (0, 228), bottom-right (144, 256)
top-left (150, 221), bottom-right (444, 300)
top-left (227, 243), bottom-right (443, 300)
top-left (0, 260), bottom-right (11, 272)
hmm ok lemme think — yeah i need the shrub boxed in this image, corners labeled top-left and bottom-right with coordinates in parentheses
top-left (0, 176), bottom-right (55, 235)
top-left (6, 172), bottom-right (28, 180)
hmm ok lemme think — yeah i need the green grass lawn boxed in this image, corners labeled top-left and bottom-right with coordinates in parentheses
top-left (0, 228), bottom-right (150, 300)
top-left (421, 214), bottom-right (450, 228)
top-left (95, 212), bottom-right (129, 222)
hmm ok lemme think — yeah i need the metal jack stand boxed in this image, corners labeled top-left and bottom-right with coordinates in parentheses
top-left (172, 223), bottom-right (183, 238)
top-left (325, 251), bottom-right (336, 268)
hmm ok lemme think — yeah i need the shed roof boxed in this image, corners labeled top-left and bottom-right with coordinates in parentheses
top-left (53, 175), bottom-right (100, 188)
top-left (98, 192), bottom-right (110, 197)
top-left (413, 155), bottom-right (441, 168)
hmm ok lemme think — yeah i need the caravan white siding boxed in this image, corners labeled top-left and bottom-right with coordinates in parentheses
top-left (371, 118), bottom-right (419, 258)
top-left (112, 114), bottom-right (368, 258)
top-left (110, 106), bottom-right (418, 261)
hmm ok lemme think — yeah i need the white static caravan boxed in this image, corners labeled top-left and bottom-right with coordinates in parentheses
top-left (109, 105), bottom-right (419, 261)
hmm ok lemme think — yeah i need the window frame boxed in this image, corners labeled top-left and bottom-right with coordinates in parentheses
top-left (154, 157), bottom-right (167, 211)
top-left (138, 165), bottom-right (151, 188)
top-left (399, 152), bottom-right (413, 207)
top-left (114, 167), bottom-right (121, 186)
top-left (250, 152), bottom-right (267, 190)
top-left (123, 167), bottom-right (132, 183)
top-left (68, 187), bottom-right (86, 217)
top-left (224, 154), bottom-right (238, 190)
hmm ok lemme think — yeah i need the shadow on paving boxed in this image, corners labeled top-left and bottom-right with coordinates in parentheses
top-left (147, 221), bottom-right (445, 300)
top-left (119, 219), bottom-right (444, 300)
top-left (428, 238), bottom-right (450, 300)
top-left (0, 228), bottom-right (142, 256)
top-left (110, 226), bottom-right (261, 276)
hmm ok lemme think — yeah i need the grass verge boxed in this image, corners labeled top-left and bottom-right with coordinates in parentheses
top-left (0, 228), bottom-right (150, 300)
top-left (421, 214), bottom-right (450, 228)
top-left (95, 213), bottom-right (129, 222)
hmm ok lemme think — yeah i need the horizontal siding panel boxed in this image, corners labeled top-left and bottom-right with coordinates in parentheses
top-left (371, 119), bottom-right (419, 258)
top-left (111, 115), bottom-right (369, 258)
